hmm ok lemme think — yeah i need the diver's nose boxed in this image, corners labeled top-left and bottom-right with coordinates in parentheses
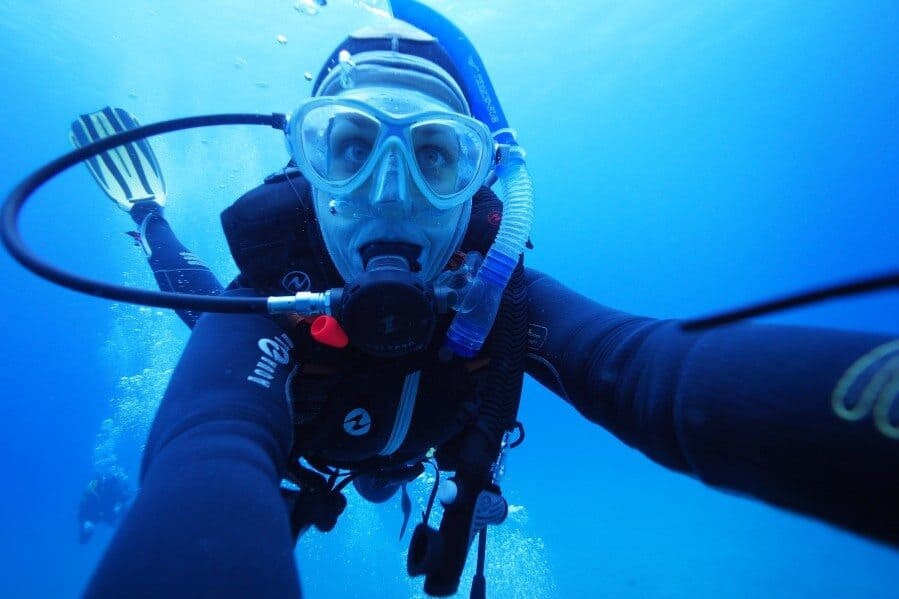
top-left (369, 150), bottom-right (411, 217)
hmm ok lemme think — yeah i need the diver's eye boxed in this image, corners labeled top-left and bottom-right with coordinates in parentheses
top-left (340, 140), bottom-right (372, 167)
top-left (416, 146), bottom-right (449, 171)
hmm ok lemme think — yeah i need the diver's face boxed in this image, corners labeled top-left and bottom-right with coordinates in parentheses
top-left (312, 87), bottom-right (471, 283)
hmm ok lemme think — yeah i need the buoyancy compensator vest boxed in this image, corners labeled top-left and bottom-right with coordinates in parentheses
top-left (220, 165), bottom-right (527, 598)
top-left (221, 166), bottom-right (343, 295)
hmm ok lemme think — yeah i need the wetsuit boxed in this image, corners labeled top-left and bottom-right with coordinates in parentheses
top-left (525, 270), bottom-right (899, 548)
top-left (84, 177), bottom-right (899, 597)
top-left (129, 202), bottom-right (224, 328)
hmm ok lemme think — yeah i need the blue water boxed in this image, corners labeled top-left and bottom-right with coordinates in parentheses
top-left (1, 1), bottom-right (897, 597)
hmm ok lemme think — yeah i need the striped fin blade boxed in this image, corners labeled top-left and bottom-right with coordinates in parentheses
top-left (70, 106), bottom-right (167, 208)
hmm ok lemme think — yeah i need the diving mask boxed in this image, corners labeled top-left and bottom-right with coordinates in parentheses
top-left (286, 96), bottom-right (496, 210)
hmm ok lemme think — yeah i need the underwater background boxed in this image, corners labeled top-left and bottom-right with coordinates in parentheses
top-left (1, 1), bottom-right (897, 597)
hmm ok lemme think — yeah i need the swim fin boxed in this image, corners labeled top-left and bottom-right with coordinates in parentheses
top-left (70, 106), bottom-right (167, 211)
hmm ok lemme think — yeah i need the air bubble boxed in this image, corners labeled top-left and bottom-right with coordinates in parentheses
top-left (293, 0), bottom-right (319, 15)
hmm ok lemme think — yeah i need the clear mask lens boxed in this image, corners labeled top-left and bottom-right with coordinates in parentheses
top-left (410, 118), bottom-right (486, 197)
top-left (289, 99), bottom-right (492, 208)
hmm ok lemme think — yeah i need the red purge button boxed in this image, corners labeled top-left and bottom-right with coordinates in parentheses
top-left (310, 315), bottom-right (349, 348)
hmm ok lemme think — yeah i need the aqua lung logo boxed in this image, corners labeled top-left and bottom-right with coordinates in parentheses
top-left (247, 334), bottom-right (294, 389)
top-left (467, 56), bottom-right (499, 125)
top-left (281, 270), bottom-right (311, 293)
top-left (343, 408), bottom-right (372, 436)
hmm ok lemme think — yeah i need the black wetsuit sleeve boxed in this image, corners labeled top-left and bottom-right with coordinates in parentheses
top-left (134, 207), bottom-right (225, 328)
top-left (524, 268), bottom-right (899, 546)
top-left (84, 290), bottom-right (301, 598)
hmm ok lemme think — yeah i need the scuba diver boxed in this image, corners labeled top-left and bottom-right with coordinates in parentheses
top-left (2, 4), bottom-right (896, 598)
top-left (77, 472), bottom-right (132, 545)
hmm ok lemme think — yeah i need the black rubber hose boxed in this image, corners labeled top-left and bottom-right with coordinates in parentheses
top-left (454, 259), bottom-right (527, 476)
top-left (481, 260), bottom-right (527, 449)
top-left (1, 113), bottom-right (286, 314)
top-left (682, 270), bottom-right (899, 331)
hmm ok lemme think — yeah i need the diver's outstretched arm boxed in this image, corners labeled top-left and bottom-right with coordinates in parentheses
top-left (72, 107), bottom-right (224, 328)
top-left (84, 290), bottom-right (299, 597)
top-left (523, 267), bottom-right (899, 547)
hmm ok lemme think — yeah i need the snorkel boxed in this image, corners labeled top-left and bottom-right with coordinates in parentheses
top-left (388, 0), bottom-right (535, 358)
